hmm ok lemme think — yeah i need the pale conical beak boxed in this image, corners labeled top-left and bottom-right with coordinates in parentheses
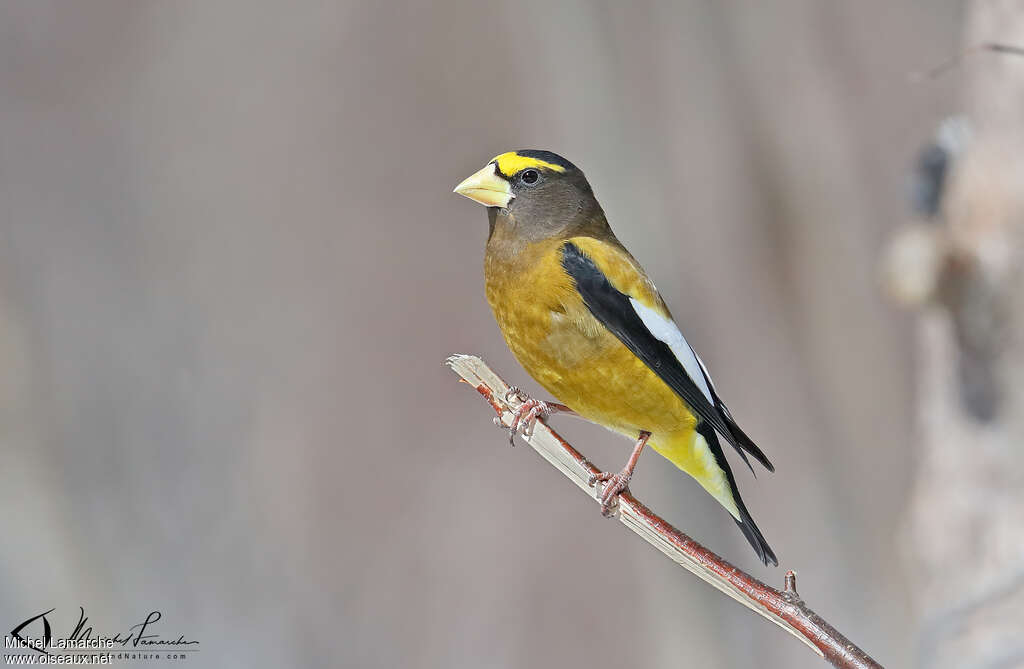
top-left (453, 162), bottom-right (514, 208)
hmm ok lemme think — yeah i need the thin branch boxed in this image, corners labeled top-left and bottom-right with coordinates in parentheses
top-left (447, 354), bottom-right (883, 669)
top-left (912, 42), bottom-right (1024, 81)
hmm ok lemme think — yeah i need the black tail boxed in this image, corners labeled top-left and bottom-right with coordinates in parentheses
top-left (697, 422), bottom-right (778, 566)
top-left (715, 396), bottom-right (774, 473)
top-left (732, 497), bottom-right (778, 567)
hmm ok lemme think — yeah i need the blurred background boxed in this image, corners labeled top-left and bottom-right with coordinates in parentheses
top-left (4, 1), bottom-right (1020, 667)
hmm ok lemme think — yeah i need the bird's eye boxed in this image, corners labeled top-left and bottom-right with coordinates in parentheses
top-left (520, 169), bottom-right (540, 185)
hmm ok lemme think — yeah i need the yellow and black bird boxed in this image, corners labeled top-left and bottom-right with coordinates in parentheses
top-left (453, 150), bottom-right (777, 566)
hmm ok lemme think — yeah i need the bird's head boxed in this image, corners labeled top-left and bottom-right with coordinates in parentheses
top-left (453, 150), bottom-right (602, 237)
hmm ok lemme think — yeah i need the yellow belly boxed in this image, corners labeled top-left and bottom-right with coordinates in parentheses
top-left (529, 325), bottom-right (695, 437)
top-left (483, 237), bottom-right (739, 517)
top-left (487, 262), bottom-right (695, 433)
top-left (493, 299), bottom-right (738, 514)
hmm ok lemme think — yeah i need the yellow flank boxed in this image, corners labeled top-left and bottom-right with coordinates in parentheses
top-left (491, 152), bottom-right (566, 177)
top-left (484, 233), bottom-right (741, 519)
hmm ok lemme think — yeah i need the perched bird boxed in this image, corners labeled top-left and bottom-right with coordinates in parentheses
top-left (453, 150), bottom-right (777, 566)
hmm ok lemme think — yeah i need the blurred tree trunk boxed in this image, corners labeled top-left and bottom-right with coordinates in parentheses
top-left (903, 2), bottom-right (1024, 666)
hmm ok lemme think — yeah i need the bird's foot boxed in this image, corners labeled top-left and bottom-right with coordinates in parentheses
top-left (495, 386), bottom-right (552, 445)
top-left (586, 431), bottom-right (650, 516)
top-left (588, 468), bottom-right (632, 517)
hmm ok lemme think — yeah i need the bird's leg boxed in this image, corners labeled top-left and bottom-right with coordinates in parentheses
top-left (589, 431), bottom-right (651, 516)
top-left (498, 386), bottom-right (577, 445)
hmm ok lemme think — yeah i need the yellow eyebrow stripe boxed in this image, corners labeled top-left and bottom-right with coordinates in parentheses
top-left (491, 152), bottom-right (566, 177)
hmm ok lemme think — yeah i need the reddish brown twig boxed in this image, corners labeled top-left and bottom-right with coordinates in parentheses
top-left (447, 354), bottom-right (883, 669)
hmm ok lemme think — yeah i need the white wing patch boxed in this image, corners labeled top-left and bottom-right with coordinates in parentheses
top-left (691, 349), bottom-right (719, 396)
top-left (629, 298), bottom-right (714, 404)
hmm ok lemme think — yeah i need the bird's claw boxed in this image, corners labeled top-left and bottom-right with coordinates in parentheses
top-left (501, 392), bottom-right (552, 446)
top-left (588, 469), bottom-right (631, 517)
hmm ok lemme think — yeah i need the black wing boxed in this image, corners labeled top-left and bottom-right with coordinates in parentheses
top-left (560, 241), bottom-right (773, 473)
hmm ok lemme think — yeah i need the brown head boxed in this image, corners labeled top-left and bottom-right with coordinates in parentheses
top-left (453, 150), bottom-right (609, 244)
